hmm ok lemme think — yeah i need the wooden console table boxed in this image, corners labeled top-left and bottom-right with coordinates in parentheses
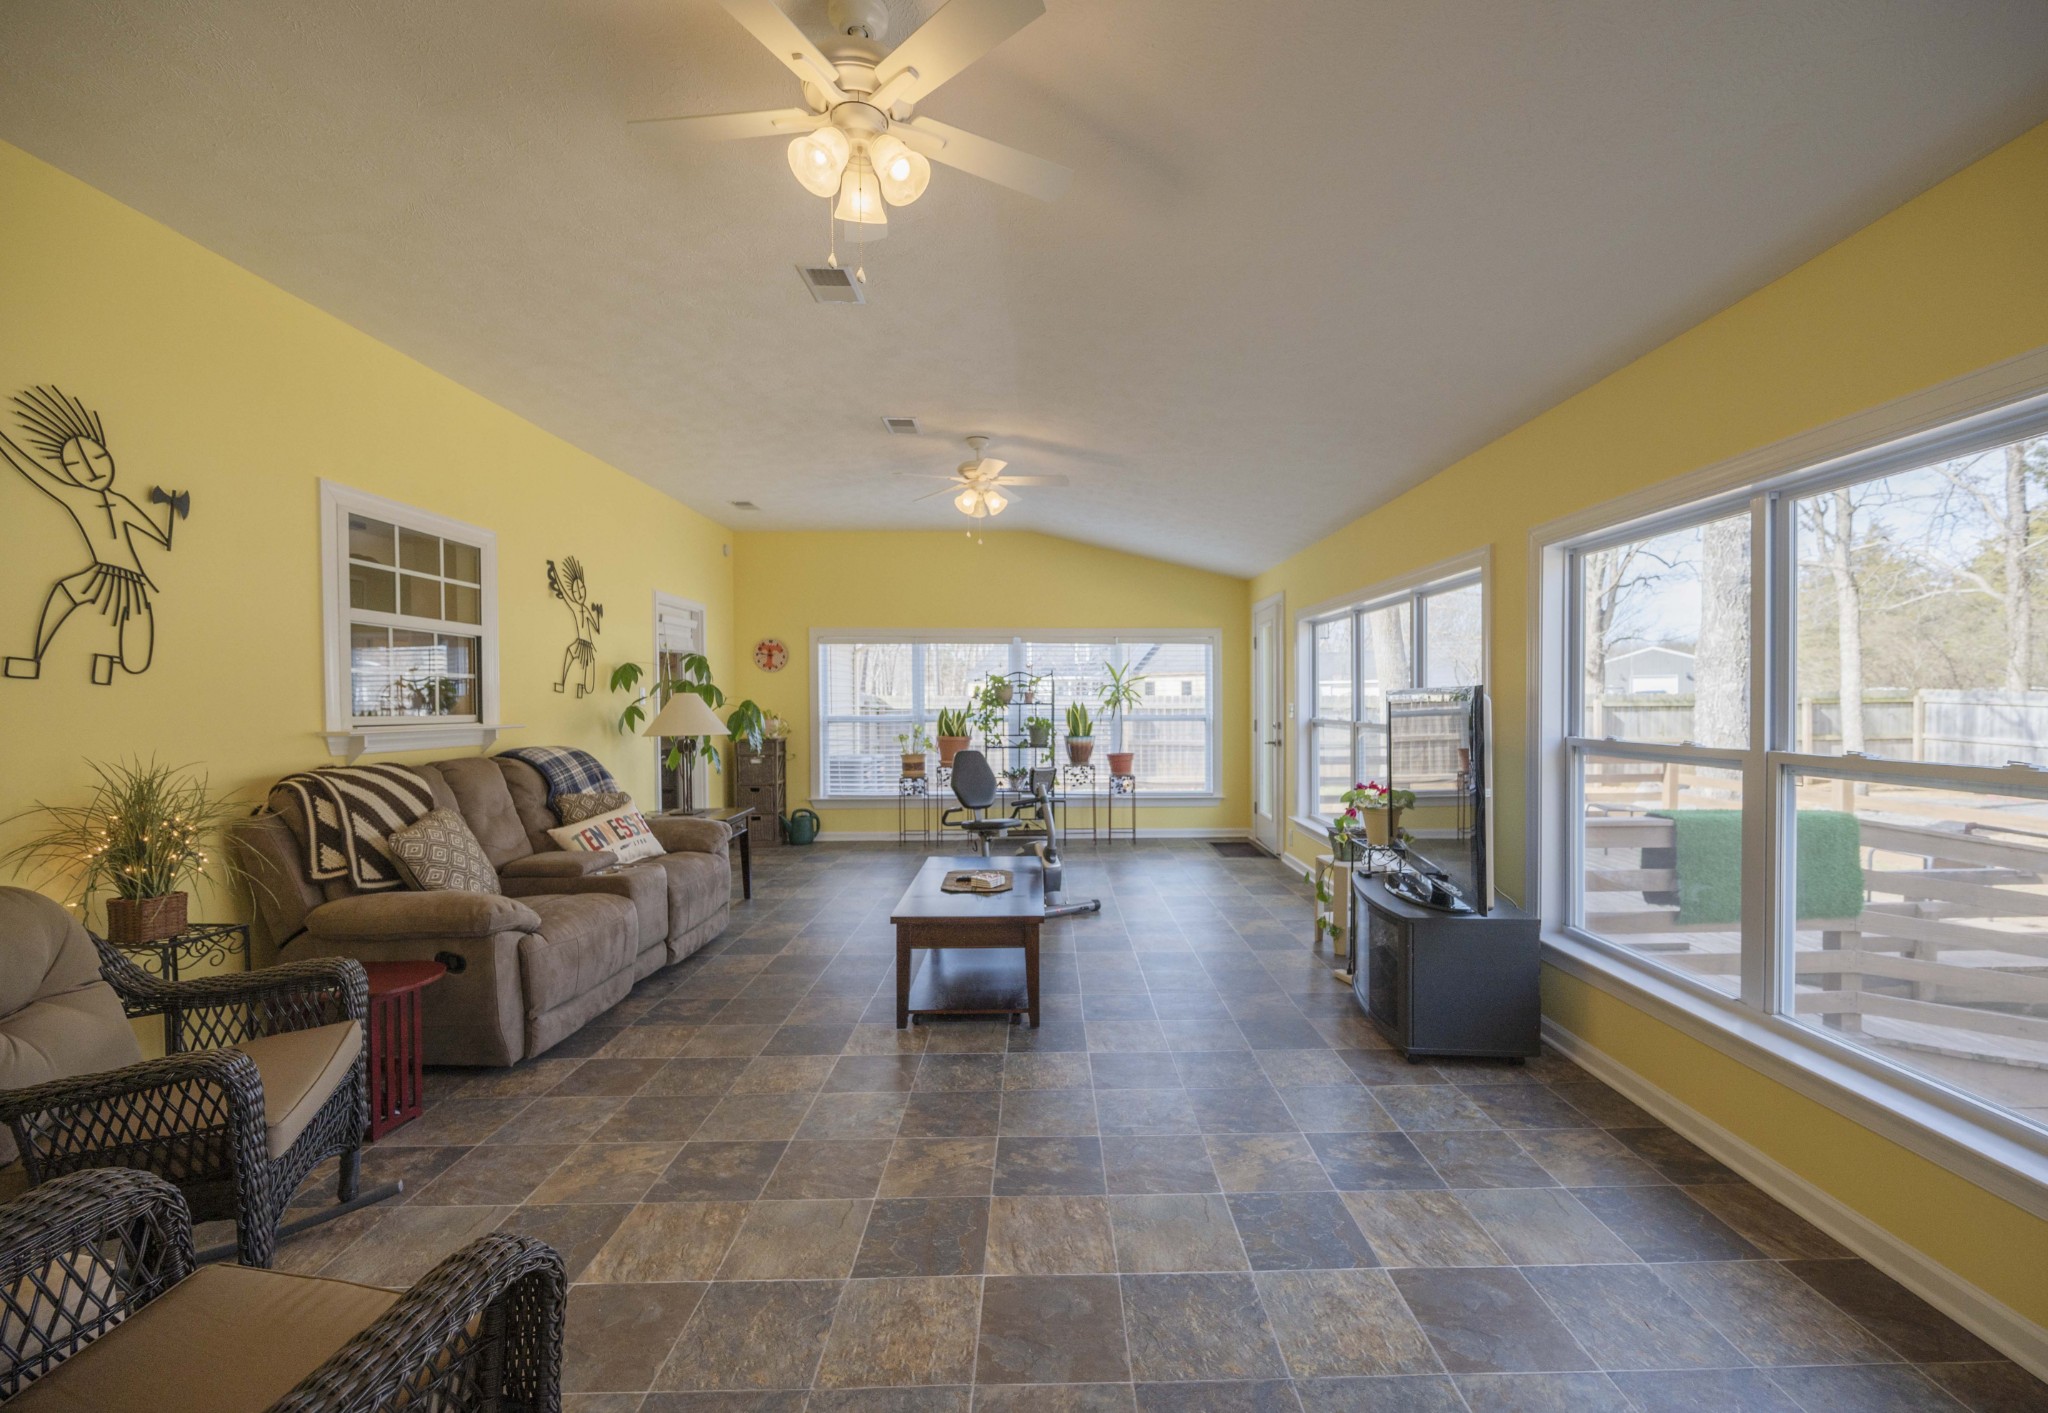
top-left (891, 855), bottom-right (1044, 1028)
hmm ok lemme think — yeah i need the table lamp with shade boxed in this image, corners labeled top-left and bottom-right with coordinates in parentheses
top-left (642, 691), bottom-right (729, 814)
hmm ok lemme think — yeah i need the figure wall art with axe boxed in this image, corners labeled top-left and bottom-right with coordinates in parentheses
top-left (1, 387), bottom-right (190, 684)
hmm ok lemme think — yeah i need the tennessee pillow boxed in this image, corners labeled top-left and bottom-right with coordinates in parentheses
top-left (547, 802), bottom-right (665, 865)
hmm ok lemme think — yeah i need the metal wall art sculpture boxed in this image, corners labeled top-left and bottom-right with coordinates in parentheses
top-left (1, 387), bottom-right (190, 684)
top-left (547, 556), bottom-right (604, 697)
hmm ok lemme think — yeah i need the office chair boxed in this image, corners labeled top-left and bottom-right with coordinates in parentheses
top-left (945, 750), bottom-right (1021, 856)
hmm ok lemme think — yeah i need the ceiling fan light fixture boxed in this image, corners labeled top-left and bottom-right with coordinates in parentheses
top-left (834, 155), bottom-right (889, 240)
top-left (954, 486), bottom-right (985, 518)
top-left (787, 126), bottom-right (851, 197)
top-left (981, 486), bottom-right (1009, 516)
top-left (869, 134), bottom-right (931, 206)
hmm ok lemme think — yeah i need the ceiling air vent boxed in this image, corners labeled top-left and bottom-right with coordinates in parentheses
top-left (796, 264), bottom-right (863, 304)
top-left (882, 416), bottom-right (922, 436)
top-left (728, 500), bottom-right (759, 511)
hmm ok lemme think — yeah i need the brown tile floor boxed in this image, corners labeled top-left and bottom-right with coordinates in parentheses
top-left (270, 841), bottom-right (2045, 1412)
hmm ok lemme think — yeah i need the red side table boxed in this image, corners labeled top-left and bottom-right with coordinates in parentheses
top-left (363, 960), bottom-right (446, 1140)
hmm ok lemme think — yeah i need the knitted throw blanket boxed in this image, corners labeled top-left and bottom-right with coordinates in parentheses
top-left (272, 764), bottom-right (438, 893)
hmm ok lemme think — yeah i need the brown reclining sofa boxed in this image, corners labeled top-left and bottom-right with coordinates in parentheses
top-left (231, 754), bottom-right (729, 1067)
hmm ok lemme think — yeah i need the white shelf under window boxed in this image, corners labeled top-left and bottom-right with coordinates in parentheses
top-left (320, 722), bottom-right (521, 762)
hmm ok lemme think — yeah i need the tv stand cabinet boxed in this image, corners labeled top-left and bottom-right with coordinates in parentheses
top-left (1351, 873), bottom-right (1540, 1061)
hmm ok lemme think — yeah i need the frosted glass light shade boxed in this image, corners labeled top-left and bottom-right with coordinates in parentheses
top-left (981, 487), bottom-right (1009, 516)
top-left (787, 127), bottom-right (851, 198)
top-left (834, 156), bottom-right (889, 237)
top-left (869, 134), bottom-right (931, 206)
top-left (955, 487), bottom-right (985, 518)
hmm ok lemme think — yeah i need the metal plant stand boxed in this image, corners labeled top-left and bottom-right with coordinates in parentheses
top-left (898, 773), bottom-right (935, 843)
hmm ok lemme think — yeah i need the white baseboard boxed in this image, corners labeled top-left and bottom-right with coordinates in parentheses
top-left (805, 827), bottom-right (1253, 843)
top-left (1544, 1018), bottom-right (2048, 1381)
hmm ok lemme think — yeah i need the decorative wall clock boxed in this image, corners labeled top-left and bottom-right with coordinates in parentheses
top-left (754, 638), bottom-right (788, 672)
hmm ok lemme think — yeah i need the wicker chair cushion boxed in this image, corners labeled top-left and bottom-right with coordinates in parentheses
top-left (5, 1261), bottom-right (396, 1412)
top-left (235, 1021), bottom-right (362, 1159)
top-left (387, 808), bottom-right (499, 894)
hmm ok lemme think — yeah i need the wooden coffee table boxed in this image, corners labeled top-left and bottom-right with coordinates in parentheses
top-left (892, 855), bottom-right (1045, 1028)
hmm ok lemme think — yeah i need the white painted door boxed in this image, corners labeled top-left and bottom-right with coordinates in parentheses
top-left (1251, 595), bottom-right (1284, 856)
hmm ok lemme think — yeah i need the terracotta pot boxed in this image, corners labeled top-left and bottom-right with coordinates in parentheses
top-left (1107, 751), bottom-right (1135, 776)
top-left (1362, 806), bottom-right (1401, 848)
top-left (938, 735), bottom-right (970, 766)
top-left (105, 891), bottom-right (187, 945)
top-left (1067, 738), bottom-right (1094, 765)
top-left (901, 753), bottom-right (926, 778)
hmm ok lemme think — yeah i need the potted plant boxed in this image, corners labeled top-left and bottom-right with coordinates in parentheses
top-left (1064, 702), bottom-right (1094, 764)
top-left (935, 708), bottom-right (971, 766)
top-left (899, 723), bottom-right (932, 777)
top-left (1342, 779), bottom-right (1416, 848)
top-left (969, 680), bottom-right (1009, 748)
top-left (986, 672), bottom-right (1014, 707)
top-left (1025, 714), bottom-right (1053, 749)
top-left (1098, 660), bottom-right (1147, 776)
top-left (612, 655), bottom-right (743, 811)
top-left (2, 758), bottom-right (251, 944)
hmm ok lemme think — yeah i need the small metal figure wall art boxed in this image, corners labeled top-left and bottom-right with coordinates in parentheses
top-left (1, 387), bottom-right (190, 684)
top-left (547, 555), bottom-right (604, 697)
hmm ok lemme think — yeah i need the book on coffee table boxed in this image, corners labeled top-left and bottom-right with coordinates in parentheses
top-left (941, 869), bottom-right (1014, 894)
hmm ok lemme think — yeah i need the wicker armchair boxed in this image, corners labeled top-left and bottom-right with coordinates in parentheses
top-left (0, 1167), bottom-right (564, 1411)
top-left (0, 931), bottom-right (372, 1269)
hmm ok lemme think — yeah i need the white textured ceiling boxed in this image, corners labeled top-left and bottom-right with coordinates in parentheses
top-left (3, 2), bottom-right (2047, 575)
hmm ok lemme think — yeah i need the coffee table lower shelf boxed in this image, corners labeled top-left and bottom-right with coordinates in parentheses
top-left (905, 948), bottom-right (1031, 1022)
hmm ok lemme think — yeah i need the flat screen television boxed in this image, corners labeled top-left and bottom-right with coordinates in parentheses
top-left (1383, 685), bottom-right (1491, 915)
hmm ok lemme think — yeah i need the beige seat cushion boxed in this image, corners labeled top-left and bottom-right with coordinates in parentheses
top-left (8, 1262), bottom-right (397, 1412)
top-left (234, 1021), bottom-right (362, 1158)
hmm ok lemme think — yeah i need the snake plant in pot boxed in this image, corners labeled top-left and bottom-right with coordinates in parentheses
top-left (1064, 701), bottom-right (1094, 764)
top-left (935, 708), bottom-right (971, 766)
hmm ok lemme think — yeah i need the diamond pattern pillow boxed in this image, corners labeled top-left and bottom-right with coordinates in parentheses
top-left (388, 808), bottom-right (499, 894)
top-left (557, 788), bottom-right (633, 824)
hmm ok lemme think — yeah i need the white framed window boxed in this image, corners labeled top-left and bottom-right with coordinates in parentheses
top-left (319, 481), bottom-right (502, 759)
top-left (1535, 379), bottom-right (2048, 1212)
top-left (1297, 558), bottom-right (1486, 826)
top-left (811, 631), bottom-right (1221, 800)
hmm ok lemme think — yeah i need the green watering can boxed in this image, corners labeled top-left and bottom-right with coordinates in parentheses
top-left (784, 808), bottom-right (821, 846)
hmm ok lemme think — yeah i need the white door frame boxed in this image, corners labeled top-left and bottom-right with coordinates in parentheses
top-left (652, 590), bottom-right (709, 809)
top-left (1250, 592), bottom-right (1285, 856)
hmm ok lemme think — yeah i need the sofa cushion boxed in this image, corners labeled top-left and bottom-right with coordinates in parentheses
top-left (6, 1261), bottom-right (398, 1413)
top-left (236, 1021), bottom-right (362, 1159)
top-left (548, 805), bottom-right (664, 865)
top-left (558, 788), bottom-right (633, 823)
top-left (652, 849), bottom-right (731, 938)
top-left (501, 850), bottom-right (617, 879)
top-left (306, 890), bottom-right (541, 943)
top-left (495, 757), bottom-right (566, 857)
top-left (428, 756), bottom-right (534, 868)
top-left (518, 894), bottom-right (638, 1017)
top-left (387, 808), bottom-right (499, 894)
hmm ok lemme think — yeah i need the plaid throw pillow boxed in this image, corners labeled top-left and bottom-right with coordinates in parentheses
top-left (388, 809), bottom-right (499, 894)
top-left (557, 788), bottom-right (634, 824)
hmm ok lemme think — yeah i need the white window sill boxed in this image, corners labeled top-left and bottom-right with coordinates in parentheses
top-left (320, 722), bottom-right (521, 762)
top-left (1542, 926), bottom-right (2048, 1223)
top-left (814, 793), bottom-right (1225, 809)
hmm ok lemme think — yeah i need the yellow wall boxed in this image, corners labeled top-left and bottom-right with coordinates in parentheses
top-left (728, 530), bottom-right (1250, 836)
top-left (0, 139), bottom-right (735, 932)
top-left (1254, 121), bottom-right (2048, 1327)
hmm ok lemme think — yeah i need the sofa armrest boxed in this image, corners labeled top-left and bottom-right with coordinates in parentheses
top-left (307, 891), bottom-right (541, 944)
top-left (501, 849), bottom-right (617, 879)
top-left (649, 815), bottom-right (730, 855)
top-left (273, 1233), bottom-right (564, 1413)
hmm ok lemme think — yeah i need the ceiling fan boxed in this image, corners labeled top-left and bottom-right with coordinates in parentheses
top-left (899, 435), bottom-right (1069, 518)
top-left (634, 0), bottom-right (1071, 241)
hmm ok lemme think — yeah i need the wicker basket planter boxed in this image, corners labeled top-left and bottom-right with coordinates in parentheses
top-left (104, 892), bottom-right (187, 945)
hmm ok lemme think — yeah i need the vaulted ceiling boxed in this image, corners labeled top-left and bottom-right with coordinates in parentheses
top-left (4, 2), bottom-right (2047, 574)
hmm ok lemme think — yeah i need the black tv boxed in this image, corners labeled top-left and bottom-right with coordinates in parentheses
top-left (1383, 685), bottom-right (1491, 915)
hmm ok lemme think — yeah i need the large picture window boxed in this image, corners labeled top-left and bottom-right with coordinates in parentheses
top-left (1302, 571), bottom-right (1483, 821)
top-left (1555, 409), bottom-right (2048, 1155)
top-left (813, 633), bottom-right (1220, 798)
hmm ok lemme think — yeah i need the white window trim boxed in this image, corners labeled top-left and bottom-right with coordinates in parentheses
top-left (808, 627), bottom-right (1225, 803)
top-left (1528, 343), bottom-right (2048, 1220)
top-left (1291, 548), bottom-right (1492, 836)
top-left (318, 480), bottom-right (511, 761)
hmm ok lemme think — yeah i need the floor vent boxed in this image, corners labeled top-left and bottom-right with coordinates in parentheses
top-left (882, 416), bottom-right (922, 435)
top-left (1209, 841), bottom-right (1269, 858)
top-left (797, 264), bottom-right (864, 304)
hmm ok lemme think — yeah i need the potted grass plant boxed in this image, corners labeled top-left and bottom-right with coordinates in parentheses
top-left (935, 708), bottom-right (971, 766)
top-left (1064, 702), bottom-right (1094, 764)
top-left (1098, 661), bottom-right (1146, 776)
top-left (899, 723), bottom-right (932, 777)
top-left (2, 758), bottom-right (250, 943)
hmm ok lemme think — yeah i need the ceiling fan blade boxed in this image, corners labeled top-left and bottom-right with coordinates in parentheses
top-left (714, 0), bottom-right (849, 102)
top-left (893, 472), bottom-right (966, 481)
top-left (972, 458), bottom-right (1008, 479)
top-left (911, 484), bottom-right (962, 502)
top-left (895, 117), bottom-right (1070, 202)
top-left (629, 106), bottom-right (827, 140)
top-left (873, 0), bottom-right (1045, 106)
top-left (991, 474), bottom-right (1067, 486)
